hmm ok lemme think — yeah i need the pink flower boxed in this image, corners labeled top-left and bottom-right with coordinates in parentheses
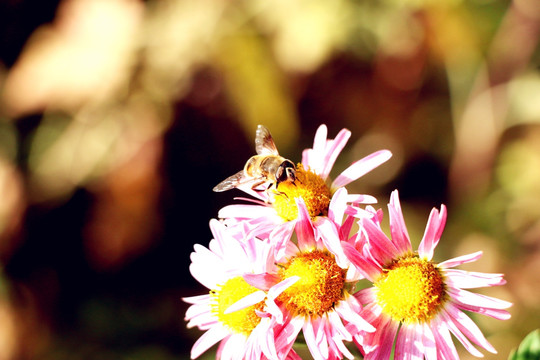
top-left (183, 219), bottom-right (278, 360)
top-left (244, 199), bottom-right (375, 360)
top-left (218, 124), bottom-right (392, 253)
top-left (343, 190), bottom-right (512, 359)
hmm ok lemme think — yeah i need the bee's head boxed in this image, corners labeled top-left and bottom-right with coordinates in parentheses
top-left (276, 160), bottom-right (296, 185)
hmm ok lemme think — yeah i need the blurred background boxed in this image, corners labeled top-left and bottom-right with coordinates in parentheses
top-left (0, 0), bottom-right (538, 359)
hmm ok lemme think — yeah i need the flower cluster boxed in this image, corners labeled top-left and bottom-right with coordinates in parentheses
top-left (184, 125), bottom-right (511, 360)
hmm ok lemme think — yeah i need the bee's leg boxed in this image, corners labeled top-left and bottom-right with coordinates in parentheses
top-left (272, 183), bottom-right (290, 199)
top-left (251, 179), bottom-right (268, 192)
top-left (277, 191), bottom-right (289, 199)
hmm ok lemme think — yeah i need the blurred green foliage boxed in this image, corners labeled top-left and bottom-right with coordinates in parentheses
top-left (508, 329), bottom-right (540, 360)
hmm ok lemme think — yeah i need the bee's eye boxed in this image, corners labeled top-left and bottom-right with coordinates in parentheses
top-left (277, 161), bottom-right (296, 183)
top-left (286, 168), bottom-right (296, 181)
top-left (276, 167), bottom-right (286, 182)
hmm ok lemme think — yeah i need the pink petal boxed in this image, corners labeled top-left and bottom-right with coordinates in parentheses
top-left (184, 301), bottom-right (217, 330)
top-left (444, 269), bottom-right (506, 288)
top-left (439, 251), bottom-right (483, 268)
top-left (334, 297), bottom-right (375, 333)
top-left (313, 125), bottom-right (328, 164)
top-left (459, 305), bottom-right (512, 321)
top-left (183, 294), bottom-right (211, 305)
top-left (439, 309), bottom-right (485, 357)
top-left (189, 251), bottom-right (226, 289)
top-left (303, 318), bottom-right (329, 360)
top-left (363, 314), bottom-right (398, 360)
top-left (275, 317), bottom-right (303, 357)
top-left (257, 319), bottom-right (278, 360)
top-left (301, 148), bottom-right (312, 170)
top-left (184, 300), bottom-right (209, 321)
top-left (315, 218), bottom-right (349, 268)
top-left (339, 212), bottom-right (355, 241)
top-left (244, 236), bottom-right (274, 274)
top-left (431, 319), bottom-right (460, 360)
top-left (315, 318), bottom-right (330, 357)
top-left (346, 193), bottom-right (378, 204)
top-left (235, 183), bottom-right (270, 201)
top-left (302, 125), bottom-right (327, 172)
top-left (331, 149), bottom-right (392, 189)
top-left (224, 290), bottom-right (266, 314)
top-left (209, 219), bottom-right (226, 246)
top-left (421, 323), bottom-right (438, 359)
top-left (218, 203), bottom-right (276, 220)
top-left (445, 305), bottom-right (498, 354)
top-left (209, 227), bottom-right (247, 262)
top-left (186, 312), bottom-right (217, 331)
top-left (394, 323), bottom-right (424, 360)
top-left (327, 310), bottom-right (353, 341)
top-left (321, 128), bottom-right (351, 180)
top-left (344, 205), bottom-right (374, 219)
top-left (362, 216), bottom-right (400, 264)
top-left (449, 288), bottom-right (512, 320)
top-left (191, 325), bottom-right (229, 359)
top-left (270, 221), bottom-right (296, 260)
top-left (246, 220), bottom-right (282, 243)
top-left (243, 273), bottom-right (280, 291)
top-left (295, 198), bottom-right (316, 251)
top-left (219, 333), bottom-right (246, 360)
top-left (387, 190), bottom-right (412, 255)
top-left (269, 276), bottom-right (300, 299)
top-left (418, 204), bottom-right (447, 260)
top-left (449, 288), bottom-right (512, 310)
top-left (354, 287), bottom-right (377, 306)
top-left (328, 187), bottom-right (348, 224)
top-left (327, 320), bottom-right (355, 360)
top-left (264, 298), bottom-right (284, 325)
top-left (342, 242), bottom-right (381, 281)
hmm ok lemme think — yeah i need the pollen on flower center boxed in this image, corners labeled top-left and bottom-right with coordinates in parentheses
top-left (210, 276), bottom-right (265, 336)
top-left (375, 255), bottom-right (447, 324)
top-left (277, 250), bottom-right (346, 318)
top-left (272, 164), bottom-right (331, 222)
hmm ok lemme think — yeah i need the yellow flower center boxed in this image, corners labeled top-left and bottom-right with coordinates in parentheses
top-left (375, 255), bottom-right (447, 324)
top-left (210, 276), bottom-right (265, 335)
top-left (277, 250), bottom-right (346, 318)
top-left (272, 164), bottom-right (331, 221)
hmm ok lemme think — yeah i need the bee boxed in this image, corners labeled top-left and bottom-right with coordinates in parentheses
top-left (213, 125), bottom-right (296, 192)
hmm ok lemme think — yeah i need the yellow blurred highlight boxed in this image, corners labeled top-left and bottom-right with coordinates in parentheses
top-left (28, 109), bottom-right (122, 202)
top-left (0, 284), bottom-right (50, 360)
top-left (384, 0), bottom-right (462, 6)
top-left (249, 0), bottom-right (350, 73)
top-left (27, 100), bottom-right (166, 203)
top-left (215, 26), bottom-right (299, 150)
top-left (508, 71), bottom-right (540, 126)
top-left (141, 0), bottom-right (227, 100)
top-left (497, 137), bottom-right (540, 199)
top-left (1, 0), bottom-right (144, 117)
top-left (0, 299), bottom-right (17, 360)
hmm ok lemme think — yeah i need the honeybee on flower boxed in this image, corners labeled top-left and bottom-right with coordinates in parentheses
top-left (216, 124), bottom-right (392, 251)
top-left (213, 125), bottom-right (297, 193)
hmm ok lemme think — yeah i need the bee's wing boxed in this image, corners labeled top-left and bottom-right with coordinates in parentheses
top-left (213, 171), bottom-right (247, 192)
top-left (213, 170), bottom-right (270, 192)
top-left (255, 125), bottom-right (279, 155)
